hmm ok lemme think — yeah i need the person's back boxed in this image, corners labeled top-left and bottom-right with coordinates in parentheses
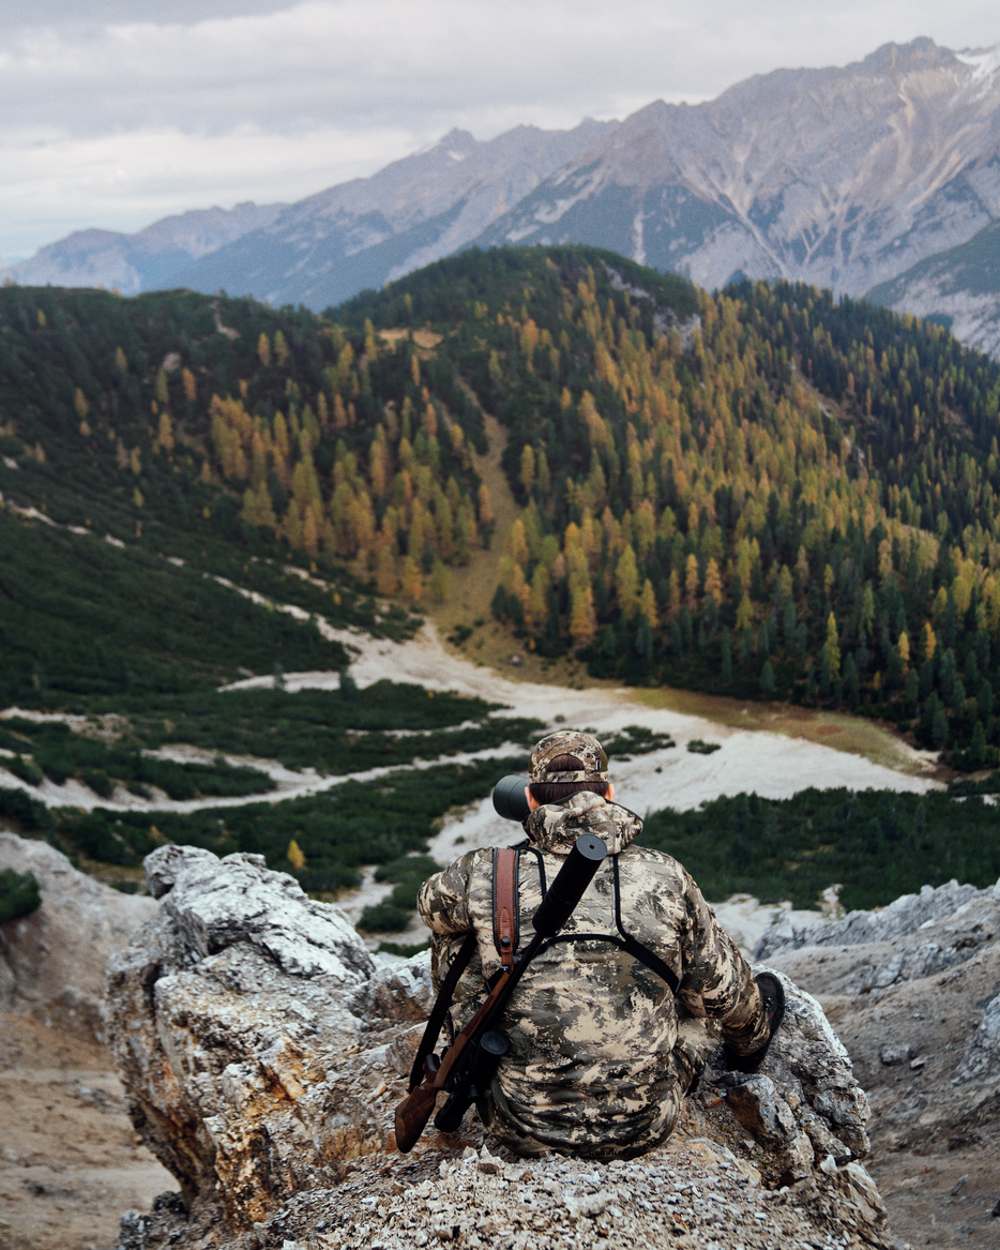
top-left (417, 731), bottom-right (779, 1159)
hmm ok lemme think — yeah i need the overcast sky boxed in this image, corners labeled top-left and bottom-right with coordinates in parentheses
top-left (2, 0), bottom-right (999, 260)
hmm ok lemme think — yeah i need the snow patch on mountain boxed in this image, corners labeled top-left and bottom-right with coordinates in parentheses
top-left (956, 45), bottom-right (1000, 82)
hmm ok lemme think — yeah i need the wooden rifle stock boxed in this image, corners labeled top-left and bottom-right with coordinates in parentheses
top-left (394, 962), bottom-right (518, 1152)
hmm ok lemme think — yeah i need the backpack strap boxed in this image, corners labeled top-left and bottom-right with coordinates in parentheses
top-left (492, 847), bottom-right (520, 970)
top-left (611, 854), bottom-right (680, 995)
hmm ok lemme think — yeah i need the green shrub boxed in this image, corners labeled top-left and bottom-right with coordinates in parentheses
top-left (6, 756), bottom-right (44, 787)
top-left (359, 901), bottom-right (411, 932)
top-left (0, 869), bottom-right (41, 923)
top-left (81, 769), bottom-right (114, 799)
top-left (0, 786), bottom-right (51, 831)
top-left (642, 787), bottom-right (1000, 911)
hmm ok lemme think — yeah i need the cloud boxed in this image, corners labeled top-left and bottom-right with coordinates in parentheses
top-left (3, 0), bottom-right (998, 257)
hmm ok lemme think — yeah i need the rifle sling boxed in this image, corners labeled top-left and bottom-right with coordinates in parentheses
top-left (492, 846), bottom-right (520, 969)
top-left (407, 932), bottom-right (477, 1091)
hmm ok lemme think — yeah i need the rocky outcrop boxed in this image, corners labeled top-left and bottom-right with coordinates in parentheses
top-left (758, 879), bottom-right (991, 959)
top-left (0, 831), bottom-right (154, 1038)
top-left (762, 877), bottom-right (1000, 1248)
top-left (110, 846), bottom-right (892, 1250)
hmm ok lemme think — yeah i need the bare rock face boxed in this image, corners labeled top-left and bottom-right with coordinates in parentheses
top-left (0, 831), bottom-right (154, 1038)
top-left (762, 877), bottom-right (1000, 1247)
top-left (757, 879), bottom-right (992, 961)
top-left (107, 846), bottom-right (378, 1225)
top-left (110, 846), bottom-right (891, 1250)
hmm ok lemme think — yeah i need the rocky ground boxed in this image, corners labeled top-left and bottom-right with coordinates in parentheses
top-left (0, 833), bottom-right (171, 1250)
top-left (0, 1014), bottom-right (170, 1250)
top-left (763, 880), bottom-right (1000, 1248)
top-left (3, 830), bottom-right (998, 1249)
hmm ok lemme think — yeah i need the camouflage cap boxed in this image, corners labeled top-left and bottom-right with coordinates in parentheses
top-left (528, 730), bottom-right (609, 783)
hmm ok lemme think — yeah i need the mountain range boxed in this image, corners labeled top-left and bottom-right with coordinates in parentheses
top-left (7, 36), bottom-right (1000, 351)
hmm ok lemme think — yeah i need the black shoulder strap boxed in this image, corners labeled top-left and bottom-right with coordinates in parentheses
top-left (611, 855), bottom-right (680, 995)
top-left (407, 932), bottom-right (477, 1091)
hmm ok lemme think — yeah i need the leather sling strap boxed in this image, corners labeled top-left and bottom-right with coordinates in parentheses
top-left (408, 844), bottom-right (522, 1091)
top-left (491, 847), bottom-right (520, 969)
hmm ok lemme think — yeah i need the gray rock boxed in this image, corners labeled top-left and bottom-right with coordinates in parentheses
top-left (367, 951), bottom-right (434, 1022)
top-left (0, 831), bottom-right (154, 1039)
top-left (953, 993), bottom-right (1000, 1085)
top-left (758, 879), bottom-right (992, 960)
top-left (109, 846), bottom-right (890, 1250)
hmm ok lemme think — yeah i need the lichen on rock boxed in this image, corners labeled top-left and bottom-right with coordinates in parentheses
top-left (109, 845), bottom-right (892, 1249)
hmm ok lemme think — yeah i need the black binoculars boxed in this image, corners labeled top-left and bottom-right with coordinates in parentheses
top-left (491, 773), bottom-right (531, 823)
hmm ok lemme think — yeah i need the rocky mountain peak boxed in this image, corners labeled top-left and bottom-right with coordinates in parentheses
top-left (12, 36), bottom-right (1000, 355)
top-left (860, 35), bottom-right (955, 73)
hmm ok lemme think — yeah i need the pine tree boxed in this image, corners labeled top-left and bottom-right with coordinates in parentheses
top-left (430, 559), bottom-right (450, 603)
top-left (639, 579), bottom-right (659, 632)
top-left (821, 613), bottom-right (841, 690)
top-left (968, 720), bottom-right (988, 769)
top-left (569, 580), bottom-right (597, 648)
top-left (720, 630), bottom-right (733, 683)
top-left (520, 444), bottom-right (536, 496)
top-left (156, 410), bottom-right (175, 455)
top-left (374, 544), bottom-right (399, 597)
top-left (401, 556), bottom-right (423, 604)
top-left (616, 545), bottom-right (640, 617)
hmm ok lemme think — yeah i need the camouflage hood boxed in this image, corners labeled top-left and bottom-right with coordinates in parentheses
top-left (523, 791), bottom-right (642, 855)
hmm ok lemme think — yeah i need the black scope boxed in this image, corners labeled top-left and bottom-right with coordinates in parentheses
top-left (532, 834), bottom-right (608, 937)
top-left (492, 774), bottom-right (531, 823)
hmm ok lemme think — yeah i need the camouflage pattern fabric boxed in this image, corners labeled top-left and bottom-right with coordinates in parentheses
top-left (528, 730), bottom-right (609, 782)
top-left (417, 790), bottom-right (768, 1159)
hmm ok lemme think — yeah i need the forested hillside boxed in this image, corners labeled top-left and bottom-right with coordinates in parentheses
top-left (6, 246), bottom-right (1000, 770)
top-left (0, 284), bottom-right (481, 705)
top-left (344, 248), bottom-right (1000, 769)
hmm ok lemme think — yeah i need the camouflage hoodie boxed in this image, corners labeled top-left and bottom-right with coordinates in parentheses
top-left (417, 791), bottom-right (767, 1158)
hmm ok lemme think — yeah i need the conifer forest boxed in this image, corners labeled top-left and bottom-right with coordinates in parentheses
top-left (3, 245), bottom-right (1000, 916)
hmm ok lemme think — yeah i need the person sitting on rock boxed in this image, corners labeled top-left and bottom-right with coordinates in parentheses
top-left (417, 729), bottom-right (784, 1159)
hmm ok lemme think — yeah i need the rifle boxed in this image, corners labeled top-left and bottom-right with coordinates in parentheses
top-left (394, 832), bottom-right (607, 1152)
